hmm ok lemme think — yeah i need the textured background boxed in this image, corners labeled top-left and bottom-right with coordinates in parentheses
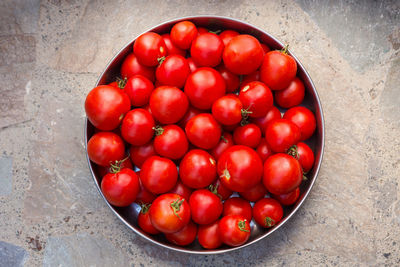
top-left (0, 0), bottom-right (399, 266)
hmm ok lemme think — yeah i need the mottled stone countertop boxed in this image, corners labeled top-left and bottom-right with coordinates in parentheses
top-left (0, 1), bottom-right (399, 266)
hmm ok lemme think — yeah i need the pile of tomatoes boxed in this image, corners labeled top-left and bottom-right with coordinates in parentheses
top-left (85, 20), bottom-right (316, 249)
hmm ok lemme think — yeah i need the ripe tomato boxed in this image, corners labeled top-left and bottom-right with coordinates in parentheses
top-left (263, 153), bottom-right (302, 195)
top-left (222, 123), bottom-right (240, 133)
top-left (191, 32), bottom-right (224, 67)
top-left (149, 193), bottom-right (190, 233)
top-left (140, 156), bottom-right (178, 194)
top-left (133, 32), bottom-right (167, 66)
top-left (187, 57), bottom-right (199, 72)
top-left (184, 67), bottom-right (226, 110)
top-left (219, 29), bottom-right (239, 46)
top-left (241, 70), bottom-right (260, 86)
top-left (209, 132), bottom-right (234, 160)
top-left (239, 81), bottom-right (273, 118)
top-left (253, 198), bottom-right (283, 228)
top-left (223, 34), bottom-right (264, 75)
top-left (177, 106), bottom-right (202, 129)
top-left (120, 53), bottom-right (155, 82)
top-left (129, 141), bottom-right (156, 168)
top-left (256, 138), bottom-right (274, 162)
top-left (260, 43), bottom-right (271, 54)
top-left (209, 179), bottom-right (233, 200)
top-left (212, 94), bottom-right (243, 126)
top-left (217, 145), bottom-right (263, 192)
top-left (239, 182), bottom-right (267, 202)
top-left (138, 204), bottom-right (160, 234)
top-left (165, 221), bottom-right (197, 246)
top-left (251, 106), bottom-right (281, 135)
top-left (260, 49), bottom-right (297, 90)
top-left (189, 189), bottom-right (222, 225)
top-left (121, 109), bottom-right (155, 146)
top-left (87, 132), bottom-right (125, 167)
top-left (156, 55), bottom-right (190, 88)
top-left (135, 178), bottom-right (156, 204)
top-left (216, 64), bottom-right (240, 93)
top-left (293, 142), bottom-right (314, 173)
top-left (179, 149), bottom-right (217, 189)
top-left (101, 168), bottom-right (140, 207)
top-left (185, 114), bottom-right (221, 149)
top-left (273, 187), bottom-right (300, 206)
top-left (283, 106), bottom-right (316, 141)
top-left (233, 123), bottom-right (262, 148)
top-left (153, 125), bottom-right (188, 160)
top-left (198, 220), bottom-right (222, 249)
top-left (170, 21), bottom-right (198, 49)
top-left (197, 27), bottom-right (209, 34)
top-left (265, 119), bottom-right (300, 152)
top-left (149, 86), bottom-right (189, 124)
top-left (275, 77), bottom-right (305, 108)
top-left (123, 75), bottom-right (154, 107)
top-left (85, 85), bottom-right (131, 131)
top-left (167, 180), bottom-right (193, 201)
top-left (223, 197), bottom-right (252, 222)
top-left (219, 215), bottom-right (251, 247)
top-left (161, 33), bottom-right (186, 57)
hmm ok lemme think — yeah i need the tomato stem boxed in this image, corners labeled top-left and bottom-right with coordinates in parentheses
top-left (152, 125), bottom-right (164, 136)
top-left (140, 203), bottom-right (151, 214)
top-left (281, 44), bottom-right (289, 55)
top-left (116, 77), bottom-right (127, 89)
top-left (287, 145), bottom-right (299, 159)
top-left (157, 56), bottom-right (166, 65)
top-left (220, 135), bottom-right (228, 143)
top-left (303, 174), bottom-right (308, 181)
top-left (265, 216), bottom-right (275, 227)
top-left (170, 198), bottom-right (184, 220)
top-left (238, 220), bottom-right (249, 232)
top-left (208, 29), bottom-right (221, 34)
top-left (208, 184), bottom-right (222, 199)
top-left (240, 108), bottom-right (252, 126)
top-left (109, 155), bottom-right (129, 174)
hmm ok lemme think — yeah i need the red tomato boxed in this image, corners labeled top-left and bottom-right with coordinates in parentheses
top-left (198, 220), bottom-right (222, 249)
top-left (135, 179), bottom-right (156, 204)
top-left (149, 193), bottom-right (190, 233)
top-left (260, 49), bottom-right (297, 90)
top-left (212, 94), bottom-right (243, 126)
top-left (273, 187), bottom-right (300, 206)
top-left (133, 32), bottom-right (167, 66)
top-left (87, 132), bottom-right (125, 167)
top-left (209, 179), bottom-right (233, 200)
top-left (283, 106), bottom-right (316, 141)
top-left (239, 182), bottom-right (267, 202)
top-left (184, 67), bottom-right (226, 110)
top-left (108, 81), bottom-right (119, 88)
top-left (140, 156), bottom-right (178, 194)
top-left (251, 106), bottom-right (281, 136)
top-left (153, 125), bottom-right (188, 160)
top-left (256, 138), bottom-right (274, 162)
top-left (123, 75), bottom-right (154, 107)
top-left (260, 43), bottom-right (271, 54)
top-left (294, 142), bottom-right (314, 173)
top-left (265, 119), bottom-right (300, 152)
top-left (167, 180), bottom-right (193, 201)
top-left (165, 221), bottom-right (197, 246)
top-left (191, 33), bottom-right (224, 67)
top-left (197, 27), bottom-right (209, 34)
top-left (239, 81), bottom-right (273, 118)
top-left (217, 145), bottom-right (263, 192)
top-left (187, 57), bottom-right (199, 72)
top-left (149, 86), bottom-right (189, 124)
top-left (219, 30), bottom-right (239, 46)
top-left (219, 215), bottom-right (251, 247)
top-left (185, 114), bottom-right (221, 149)
top-left (138, 204), bottom-right (160, 234)
top-left (263, 153), bottom-right (302, 195)
top-left (241, 70), bottom-right (260, 86)
top-left (161, 33), bottom-right (186, 57)
top-left (120, 53), bottom-right (155, 82)
top-left (85, 85), bottom-right (131, 131)
top-left (129, 141), bottom-right (156, 168)
top-left (233, 123), bottom-right (262, 148)
top-left (170, 21), bottom-right (198, 49)
top-left (223, 197), bottom-right (252, 222)
top-left (216, 64), bottom-right (240, 93)
top-left (121, 109), bottom-right (155, 146)
top-left (177, 106), bottom-right (202, 129)
top-left (253, 198), bottom-right (283, 228)
top-left (223, 34), bottom-right (264, 75)
top-left (275, 77), bottom-right (305, 108)
top-left (156, 55), bottom-right (190, 88)
top-left (101, 168), bottom-right (140, 207)
top-left (222, 123), bottom-right (240, 133)
top-left (209, 132), bottom-right (234, 160)
top-left (189, 189), bottom-right (222, 225)
top-left (179, 149), bottom-right (217, 189)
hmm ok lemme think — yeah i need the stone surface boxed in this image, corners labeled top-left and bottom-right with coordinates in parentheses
top-left (0, 241), bottom-right (27, 267)
top-left (0, 157), bottom-right (13, 196)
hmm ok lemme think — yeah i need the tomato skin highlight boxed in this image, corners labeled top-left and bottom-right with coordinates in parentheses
top-left (253, 198), bottom-right (283, 228)
top-left (87, 132), bottom-right (125, 167)
top-left (121, 109), bottom-right (155, 146)
top-left (219, 215), bottom-right (251, 247)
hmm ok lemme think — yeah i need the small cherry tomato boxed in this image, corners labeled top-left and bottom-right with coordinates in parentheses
top-left (292, 142), bottom-right (314, 173)
top-left (156, 55), bottom-right (190, 88)
top-left (165, 221), bottom-right (197, 246)
top-left (251, 106), bottom-right (281, 136)
top-left (209, 179), bottom-right (233, 200)
top-left (168, 180), bottom-right (193, 201)
top-left (129, 141), bottom-right (156, 168)
top-left (123, 75), bottom-right (154, 107)
top-left (256, 138), bottom-right (274, 162)
top-left (133, 32), bottom-right (167, 66)
top-left (239, 182), bottom-right (267, 202)
top-left (120, 53), bottom-right (155, 82)
top-left (212, 94), bottom-right (243, 126)
top-left (233, 123), bottom-right (262, 148)
top-left (170, 21), bottom-right (198, 49)
top-left (260, 43), bottom-right (271, 54)
top-left (187, 57), bottom-right (199, 72)
top-left (198, 220), bottom-right (222, 249)
top-left (189, 189), bottom-right (222, 225)
top-left (135, 178), bottom-right (156, 204)
top-left (191, 32), bottom-right (224, 67)
top-left (197, 27), bottom-right (209, 34)
top-left (121, 109), bottom-right (155, 146)
top-left (275, 77), bottom-right (305, 108)
top-left (219, 30), bottom-right (239, 46)
top-left (253, 198), bottom-right (283, 228)
top-left (178, 106), bottom-right (202, 129)
top-left (283, 106), bottom-right (316, 141)
top-left (216, 64), bottom-right (240, 93)
top-left (87, 132), bottom-right (125, 167)
top-left (223, 197), bottom-right (252, 222)
top-left (209, 132), bottom-right (234, 160)
top-left (273, 187), bottom-right (300, 206)
top-left (161, 33), bottom-right (186, 57)
top-left (239, 81), bottom-right (273, 118)
top-left (265, 119), bottom-right (300, 153)
top-left (219, 215), bottom-right (251, 247)
top-left (138, 204), bottom-right (160, 234)
top-left (185, 113), bottom-right (222, 149)
top-left (153, 125), bottom-right (188, 160)
top-left (140, 156), bottom-right (178, 194)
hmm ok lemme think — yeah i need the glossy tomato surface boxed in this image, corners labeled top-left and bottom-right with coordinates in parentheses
top-left (185, 113), bottom-right (222, 149)
top-left (140, 156), bottom-right (178, 194)
top-left (87, 132), bottom-right (125, 167)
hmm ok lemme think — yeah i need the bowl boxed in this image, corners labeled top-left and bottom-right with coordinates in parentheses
top-left (84, 15), bottom-right (325, 254)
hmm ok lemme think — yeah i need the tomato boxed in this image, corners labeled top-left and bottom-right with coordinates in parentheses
top-left (222, 123), bottom-right (240, 133)
top-left (293, 142), bottom-right (314, 173)
top-left (239, 182), bottom-right (267, 202)
top-left (120, 53), bottom-right (155, 82)
top-left (167, 180), bottom-right (193, 201)
top-left (121, 109), bottom-right (155, 146)
top-left (177, 106), bottom-right (202, 129)
top-left (161, 33), bottom-right (186, 57)
top-left (219, 215), bottom-right (251, 247)
top-left (135, 178), bottom-right (156, 204)
top-left (85, 85), bottom-right (131, 131)
top-left (87, 132), bottom-right (125, 167)
top-left (108, 81), bottom-right (119, 88)
top-left (223, 197), bottom-right (252, 222)
top-left (233, 123), bottom-right (262, 148)
top-left (217, 145), bottom-right (263, 192)
top-left (265, 119), bottom-right (300, 152)
top-left (273, 187), bottom-right (300, 206)
top-left (212, 94), bottom-right (243, 126)
top-left (138, 204), bottom-right (160, 234)
top-left (165, 221), bottom-right (197, 246)
top-left (149, 86), bottom-right (189, 124)
top-left (101, 168), bottom-right (140, 207)
top-left (260, 49), bottom-right (297, 90)
top-left (253, 198), bottom-right (283, 228)
top-left (97, 156), bottom-right (133, 177)
top-left (133, 32), bottom-right (167, 66)
top-left (156, 55), bottom-right (190, 88)
top-left (241, 70), bottom-right (260, 86)
top-left (190, 32), bottom-right (224, 67)
top-left (197, 27), bottom-right (209, 34)
top-left (153, 125), bottom-right (188, 160)
top-left (189, 189), bottom-right (222, 225)
top-left (256, 138), bottom-right (274, 162)
top-left (209, 179), bottom-right (233, 200)
top-left (123, 75), bottom-right (154, 107)
top-left (260, 43), bottom-right (271, 54)
top-left (209, 132), bottom-right (234, 160)
top-left (263, 153), bottom-right (302, 195)
top-left (179, 149), bottom-right (217, 189)
top-left (187, 57), bottom-right (199, 73)
top-left (185, 114), bottom-right (221, 149)
top-left (198, 220), bottom-right (222, 249)
top-left (149, 193), bottom-right (190, 233)
top-left (216, 64), bottom-right (240, 93)
top-left (239, 81), bottom-right (273, 118)
top-left (275, 77), bottom-right (305, 108)
top-left (140, 156), bottom-right (178, 194)
top-left (223, 34), bottom-right (264, 75)
top-left (129, 141), bottom-right (156, 168)
top-left (184, 67), bottom-right (226, 110)
top-left (170, 21), bottom-right (198, 49)
top-left (251, 106), bottom-right (281, 136)
top-left (283, 106), bottom-right (316, 141)
top-left (219, 30), bottom-right (239, 46)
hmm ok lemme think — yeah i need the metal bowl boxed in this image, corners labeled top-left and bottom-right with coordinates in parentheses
top-left (85, 15), bottom-right (325, 254)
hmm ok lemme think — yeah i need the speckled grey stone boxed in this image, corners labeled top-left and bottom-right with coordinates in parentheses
top-left (0, 157), bottom-right (12, 196)
top-left (380, 56), bottom-right (400, 125)
top-left (0, 241), bottom-right (27, 267)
